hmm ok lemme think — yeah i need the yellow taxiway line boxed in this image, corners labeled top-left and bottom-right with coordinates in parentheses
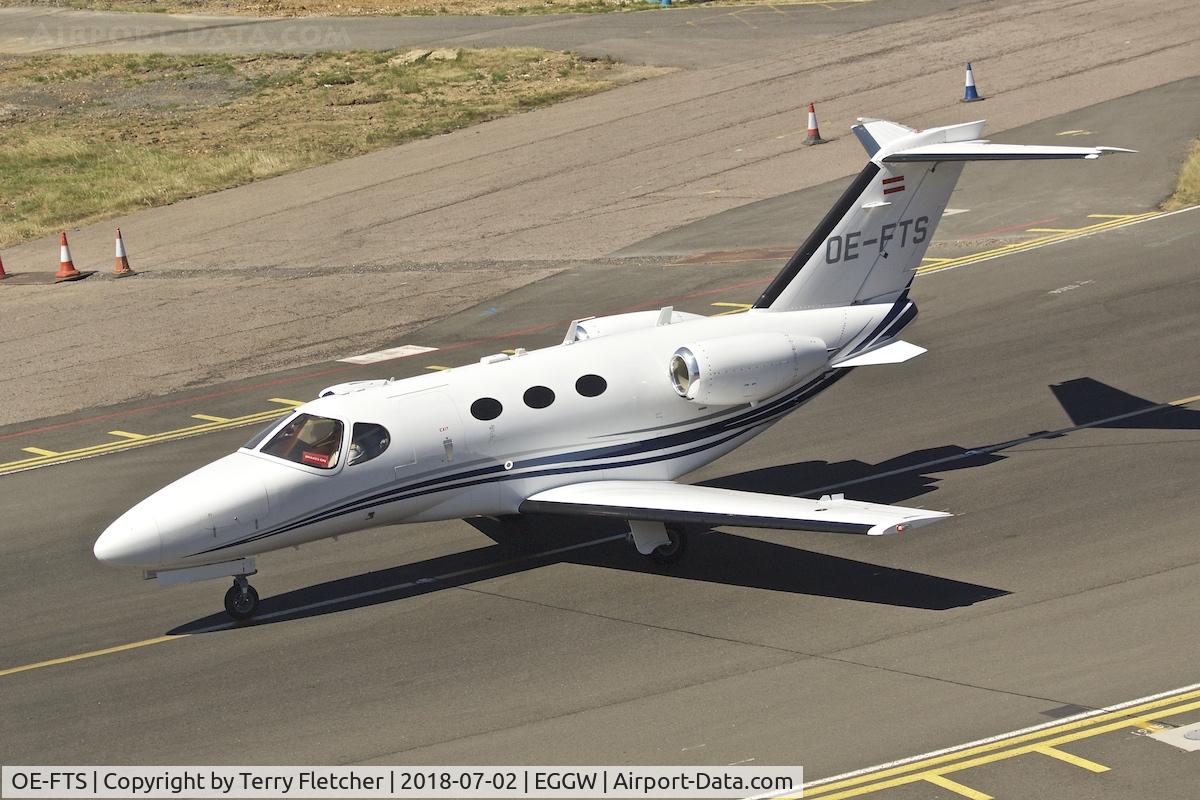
top-left (0, 635), bottom-right (189, 679)
top-left (1169, 393), bottom-right (1200, 406)
top-left (916, 212), bottom-right (1161, 275)
top-left (799, 687), bottom-right (1200, 800)
top-left (0, 399), bottom-right (302, 478)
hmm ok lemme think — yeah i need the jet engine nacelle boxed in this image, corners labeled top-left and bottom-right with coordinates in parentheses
top-left (669, 333), bottom-right (829, 405)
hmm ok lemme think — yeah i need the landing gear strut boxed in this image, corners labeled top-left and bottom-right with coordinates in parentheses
top-left (627, 520), bottom-right (689, 566)
top-left (224, 575), bottom-right (259, 621)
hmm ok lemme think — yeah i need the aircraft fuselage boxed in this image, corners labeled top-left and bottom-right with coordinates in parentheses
top-left (98, 303), bottom-right (900, 571)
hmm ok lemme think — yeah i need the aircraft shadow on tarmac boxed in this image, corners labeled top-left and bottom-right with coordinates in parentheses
top-left (170, 516), bottom-right (1008, 635)
top-left (1049, 377), bottom-right (1200, 430)
top-left (170, 379), bottom-right (1198, 634)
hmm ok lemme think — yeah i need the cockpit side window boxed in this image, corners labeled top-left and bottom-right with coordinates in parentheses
top-left (348, 422), bottom-right (390, 466)
top-left (260, 413), bottom-right (345, 470)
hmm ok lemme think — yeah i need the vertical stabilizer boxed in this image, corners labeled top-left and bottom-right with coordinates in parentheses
top-left (754, 120), bottom-right (984, 312)
top-left (753, 118), bottom-right (1128, 313)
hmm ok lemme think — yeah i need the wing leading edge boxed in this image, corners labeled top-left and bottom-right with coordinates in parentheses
top-left (520, 480), bottom-right (950, 536)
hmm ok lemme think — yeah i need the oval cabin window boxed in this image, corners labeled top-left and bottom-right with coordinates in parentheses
top-left (524, 386), bottom-right (555, 409)
top-left (575, 374), bottom-right (607, 397)
top-left (470, 397), bottom-right (503, 421)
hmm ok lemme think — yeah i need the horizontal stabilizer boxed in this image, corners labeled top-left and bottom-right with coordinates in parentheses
top-left (883, 142), bottom-right (1136, 162)
top-left (834, 339), bottom-right (926, 368)
top-left (521, 480), bottom-right (950, 536)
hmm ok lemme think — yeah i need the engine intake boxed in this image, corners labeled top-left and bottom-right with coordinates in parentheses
top-left (669, 333), bottom-right (829, 405)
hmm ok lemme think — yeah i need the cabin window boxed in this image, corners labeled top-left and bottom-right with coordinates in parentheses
top-left (348, 422), bottom-right (390, 466)
top-left (471, 397), bottom-right (503, 421)
top-left (523, 385), bottom-right (555, 409)
top-left (260, 413), bottom-right (345, 470)
top-left (575, 374), bottom-right (607, 397)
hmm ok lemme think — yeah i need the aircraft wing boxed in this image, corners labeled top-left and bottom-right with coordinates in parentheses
top-left (520, 481), bottom-right (950, 536)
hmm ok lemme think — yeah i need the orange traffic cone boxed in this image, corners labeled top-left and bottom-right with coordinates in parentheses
top-left (803, 102), bottom-right (829, 146)
top-left (55, 231), bottom-right (86, 282)
top-left (113, 228), bottom-right (135, 277)
top-left (0, 253), bottom-right (10, 281)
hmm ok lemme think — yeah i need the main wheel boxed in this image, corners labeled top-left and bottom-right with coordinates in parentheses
top-left (224, 583), bottom-right (260, 620)
top-left (649, 525), bottom-right (688, 565)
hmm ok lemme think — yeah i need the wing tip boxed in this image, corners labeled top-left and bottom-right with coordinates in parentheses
top-left (868, 510), bottom-right (954, 536)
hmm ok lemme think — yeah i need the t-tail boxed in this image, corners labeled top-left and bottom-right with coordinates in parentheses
top-left (755, 118), bottom-right (1133, 312)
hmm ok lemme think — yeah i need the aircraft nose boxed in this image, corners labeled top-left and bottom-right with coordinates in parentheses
top-left (94, 508), bottom-right (162, 567)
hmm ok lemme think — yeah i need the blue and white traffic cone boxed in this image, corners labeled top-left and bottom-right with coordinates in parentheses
top-left (961, 61), bottom-right (983, 102)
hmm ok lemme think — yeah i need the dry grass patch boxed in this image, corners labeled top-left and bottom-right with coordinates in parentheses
top-left (1162, 138), bottom-right (1200, 211)
top-left (0, 50), bottom-right (661, 246)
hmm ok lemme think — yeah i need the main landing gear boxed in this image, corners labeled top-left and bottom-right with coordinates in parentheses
top-left (224, 575), bottom-right (260, 621)
top-left (627, 520), bottom-right (688, 566)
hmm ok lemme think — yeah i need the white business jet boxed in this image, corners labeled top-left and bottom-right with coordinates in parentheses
top-left (95, 116), bottom-right (1130, 619)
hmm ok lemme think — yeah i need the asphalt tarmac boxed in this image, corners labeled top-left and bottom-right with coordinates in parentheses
top-left (0, 0), bottom-right (982, 67)
top-left (3, 0), bottom-right (1198, 428)
top-left (1, 88), bottom-right (1198, 800)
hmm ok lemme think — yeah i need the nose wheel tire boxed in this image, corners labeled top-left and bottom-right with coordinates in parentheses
top-left (224, 581), bottom-right (259, 620)
top-left (649, 525), bottom-right (687, 565)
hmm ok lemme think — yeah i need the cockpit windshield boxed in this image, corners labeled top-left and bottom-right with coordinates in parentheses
top-left (259, 413), bottom-right (345, 470)
top-left (242, 416), bottom-right (283, 451)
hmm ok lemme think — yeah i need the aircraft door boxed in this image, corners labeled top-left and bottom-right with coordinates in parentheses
top-left (391, 387), bottom-right (498, 516)
top-left (388, 388), bottom-right (468, 479)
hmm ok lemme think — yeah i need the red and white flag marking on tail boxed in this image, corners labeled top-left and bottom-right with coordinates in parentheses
top-left (882, 175), bottom-right (905, 195)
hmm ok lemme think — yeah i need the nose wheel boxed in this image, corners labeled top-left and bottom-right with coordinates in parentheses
top-left (224, 576), bottom-right (259, 621)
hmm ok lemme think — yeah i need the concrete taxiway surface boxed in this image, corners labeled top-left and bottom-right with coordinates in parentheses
top-left (2, 81), bottom-right (1199, 800)
top-left (1, 0), bottom-right (1198, 429)
top-left (0, 0), bottom-right (978, 67)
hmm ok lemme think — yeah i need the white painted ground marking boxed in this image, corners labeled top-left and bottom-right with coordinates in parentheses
top-left (1148, 721), bottom-right (1200, 752)
top-left (943, 208), bottom-right (970, 216)
top-left (338, 344), bottom-right (438, 365)
top-left (747, 681), bottom-right (1200, 798)
top-left (1048, 279), bottom-right (1095, 295)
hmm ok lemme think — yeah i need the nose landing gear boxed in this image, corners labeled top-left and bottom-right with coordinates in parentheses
top-left (224, 575), bottom-right (259, 620)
